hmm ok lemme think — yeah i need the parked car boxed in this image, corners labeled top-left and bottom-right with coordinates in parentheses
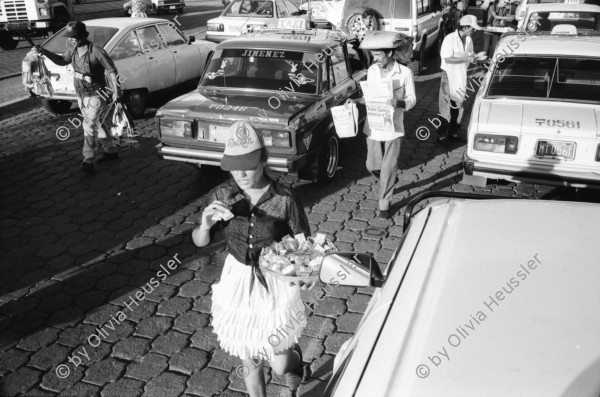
top-left (149, 0), bottom-right (185, 14)
top-left (320, 191), bottom-right (600, 396)
top-left (520, 3), bottom-right (600, 33)
top-left (205, 0), bottom-right (301, 43)
top-left (155, 29), bottom-right (368, 184)
top-left (463, 32), bottom-right (600, 188)
top-left (515, 0), bottom-right (600, 28)
top-left (338, 0), bottom-right (451, 75)
top-left (32, 18), bottom-right (215, 117)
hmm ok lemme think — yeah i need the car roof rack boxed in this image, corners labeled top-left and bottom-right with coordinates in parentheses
top-left (242, 27), bottom-right (347, 40)
top-left (403, 191), bottom-right (518, 232)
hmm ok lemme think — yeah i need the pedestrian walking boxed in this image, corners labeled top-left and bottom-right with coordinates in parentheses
top-left (483, 0), bottom-right (514, 57)
top-left (123, 0), bottom-right (148, 17)
top-left (437, 14), bottom-right (486, 145)
top-left (347, 31), bottom-right (416, 219)
top-left (192, 121), bottom-right (311, 397)
top-left (34, 21), bottom-right (121, 172)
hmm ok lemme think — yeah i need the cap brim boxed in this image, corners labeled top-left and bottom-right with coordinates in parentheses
top-left (220, 148), bottom-right (262, 171)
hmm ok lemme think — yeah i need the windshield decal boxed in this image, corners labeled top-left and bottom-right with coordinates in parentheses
top-left (206, 70), bottom-right (224, 79)
top-left (240, 49), bottom-right (287, 58)
top-left (289, 73), bottom-right (315, 86)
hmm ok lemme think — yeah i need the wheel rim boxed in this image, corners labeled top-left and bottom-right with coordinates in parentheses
top-left (324, 137), bottom-right (339, 178)
top-left (347, 15), bottom-right (363, 38)
top-left (127, 91), bottom-right (144, 114)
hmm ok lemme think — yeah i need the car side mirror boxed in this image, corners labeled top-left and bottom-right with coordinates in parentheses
top-left (319, 252), bottom-right (385, 288)
top-left (188, 35), bottom-right (195, 43)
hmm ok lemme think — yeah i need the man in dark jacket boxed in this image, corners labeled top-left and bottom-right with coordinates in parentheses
top-left (35, 21), bottom-right (121, 171)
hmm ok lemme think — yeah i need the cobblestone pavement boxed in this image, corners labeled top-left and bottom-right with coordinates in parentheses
top-left (1, 77), bottom-right (598, 397)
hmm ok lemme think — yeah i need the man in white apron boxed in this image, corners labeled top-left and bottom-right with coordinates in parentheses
top-left (438, 14), bottom-right (485, 145)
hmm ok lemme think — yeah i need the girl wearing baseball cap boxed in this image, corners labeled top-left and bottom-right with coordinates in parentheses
top-left (192, 121), bottom-right (311, 396)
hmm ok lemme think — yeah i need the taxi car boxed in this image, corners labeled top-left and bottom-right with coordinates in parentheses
top-left (155, 27), bottom-right (368, 184)
top-left (319, 191), bottom-right (600, 396)
top-left (33, 18), bottom-right (215, 117)
top-left (463, 32), bottom-right (600, 188)
top-left (520, 3), bottom-right (600, 33)
top-left (515, 0), bottom-right (600, 28)
top-left (205, 0), bottom-right (301, 43)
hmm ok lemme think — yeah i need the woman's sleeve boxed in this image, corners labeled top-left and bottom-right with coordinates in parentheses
top-left (288, 193), bottom-right (311, 237)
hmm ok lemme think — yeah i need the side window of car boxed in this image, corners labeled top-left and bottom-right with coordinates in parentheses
top-left (418, 0), bottom-right (431, 16)
top-left (283, 0), bottom-right (298, 14)
top-left (321, 59), bottom-right (330, 92)
top-left (137, 26), bottom-right (166, 53)
top-left (331, 47), bottom-right (350, 86)
top-left (110, 30), bottom-right (143, 60)
top-left (156, 24), bottom-right (186, 46)
top-left (276, 0), bottom-right (288, 17)
top-left (346, 42), bottom-right (367, 76)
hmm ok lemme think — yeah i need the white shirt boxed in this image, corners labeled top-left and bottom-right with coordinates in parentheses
top-left (366, 61), bottom-right (416, 141)
top-left (440, 30), bottom-right (473, 103)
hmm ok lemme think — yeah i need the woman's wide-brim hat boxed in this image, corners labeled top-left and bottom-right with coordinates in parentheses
top-left (220, 121), bottom-right (264, 171)
top-left (359, 31), bottom-right (411, 50)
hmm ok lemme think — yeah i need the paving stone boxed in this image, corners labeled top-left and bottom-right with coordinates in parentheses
top-left (156, 296), bottom-right (193, 317)
top-left (190, 328), bottom-right (219, 352)
top-left (134, 316), bottom-right (173, 339)
top-left (23, 387), bottom-right (56, 397)
top-left (207, 348), bottom-right (238, 372)
top-left (184, 256), bottom-right (211, 272)
top-left (83, 358), bottom-right (126, 386)
top-left (344, 219), bottom-right (368, 231)
top-left (101, 377), bottom-right (144, 397)
top-left (354, 239), bottom-right (381, 254)
top-left (28, 343), bottom-right (71, 371)
top-left (178, 280), bottom-right (211, 299)
top-left (336, 312), bottom-right (364, 333)
top-left (141, 283), bottom-right (177, 303)
top-left (75, 290), bottom-right (109, 310)
top-left (0, 348), bottom-right (31, 373)
top-left (17, 327), bottom-right (61, 351)
top-left (58, 381), bottom-right (101, 397)
top-left (191, 294), bottom-right (212, 314)
top-left (125, 353), bottom-right (168, 382)
top-left (324, 332), bottom-right (353, 355)
top-left (312, 297), bottom-right (346, 318)
top-left (347, 293), bottom-right (371, 314)
top-left (298, 335), bottom-right (325, 363)
top-left (297, 377), bottom-right (328, 397)
top-left (194, 265), bottom-right (222, 284)
top-left (169, 347), bottom-right (210, 375)
top-left (151, 330), bottom-right (189, 356)
top-left (96, 274), bottom-right (130, 292)
top-left (143, 372), bottom-right (187, 397)
top-left (0, 366), bottom-right (42, 396)
top-left (173, 312), bottom-right (210, 335)
top-left (186, 367), bottom-right (229, 397)
top-left (302, 316), bottom-right (335, 340)
top-left (111, 336), bottom-right (151, 361)
top-left (84, 305), bottom-right (123, 326)
top-left (310, 353), bottom-right (335, 381)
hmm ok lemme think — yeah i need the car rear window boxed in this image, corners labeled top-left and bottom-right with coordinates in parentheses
top-left (525, 11), bottom-right (600, 32)
top-left (199, 48), bottom-right (319, 94)
top-left (486, 56), bottom-right (600, 102)
top-left (42, 26), bottom-right (118, 54)
top-left (224, 0), bottom-right (274, 17)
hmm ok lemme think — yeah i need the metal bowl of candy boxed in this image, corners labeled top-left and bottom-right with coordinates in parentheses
top-left (259, 233), bottom-right (337, 282)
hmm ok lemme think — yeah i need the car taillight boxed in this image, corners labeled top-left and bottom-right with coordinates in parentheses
top-left (473, 134), bottom-right (518, 154)
top-left (207, 23), bottom-right (224, 32)
top-left (261, 130), bottom-right (291, 147)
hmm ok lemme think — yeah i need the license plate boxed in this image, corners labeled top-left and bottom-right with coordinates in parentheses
top-left (535, 140), bottom-right (576, 160)
top-left (208, 125), bottom-right (229, 142)
top-left (170, 5), bottom-right (175, 9)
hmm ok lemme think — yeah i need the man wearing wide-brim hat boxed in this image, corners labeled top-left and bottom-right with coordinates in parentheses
top-left (34, 21), bottom-right (121, 172)
top-left (437, 14), bottom-right (487, 145)
top-left (347, 31), bottom-right (416, 220)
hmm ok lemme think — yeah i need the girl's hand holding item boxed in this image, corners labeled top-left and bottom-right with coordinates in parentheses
top-left (201, 200), bottom-right (233, 229)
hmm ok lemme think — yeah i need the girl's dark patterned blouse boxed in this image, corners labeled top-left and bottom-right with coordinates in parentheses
top-left (200, 178), bottom-right (311, 267)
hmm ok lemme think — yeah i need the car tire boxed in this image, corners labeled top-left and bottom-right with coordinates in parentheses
top-left (408, 38), bottom-right (426, 76)
top-left (342, 8), bottom-right (367, 38)
top-left (41, 98), bottom-right (72, 114)
top-left (178, 7), bottom-right (184, 13)
top-left (0, 31), bottom-right (18, 51)
top-left (317, 134), bottom-right (339, 185)
top-left (123, 89), bottom-right (148, 119)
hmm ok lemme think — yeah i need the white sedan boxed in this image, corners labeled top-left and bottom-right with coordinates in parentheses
top-left (34, 18), bottom-right (215, 117)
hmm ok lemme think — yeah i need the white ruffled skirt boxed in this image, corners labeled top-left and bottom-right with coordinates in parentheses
top-left (211, 254), bottom-right (307, 362)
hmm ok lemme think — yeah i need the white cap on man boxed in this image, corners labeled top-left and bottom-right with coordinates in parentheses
top-left (459, 15), bottom-right (483, 30)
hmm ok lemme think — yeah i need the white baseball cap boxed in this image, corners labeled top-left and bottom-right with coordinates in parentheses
top-left (460, 14), bottom-right (483, 30)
